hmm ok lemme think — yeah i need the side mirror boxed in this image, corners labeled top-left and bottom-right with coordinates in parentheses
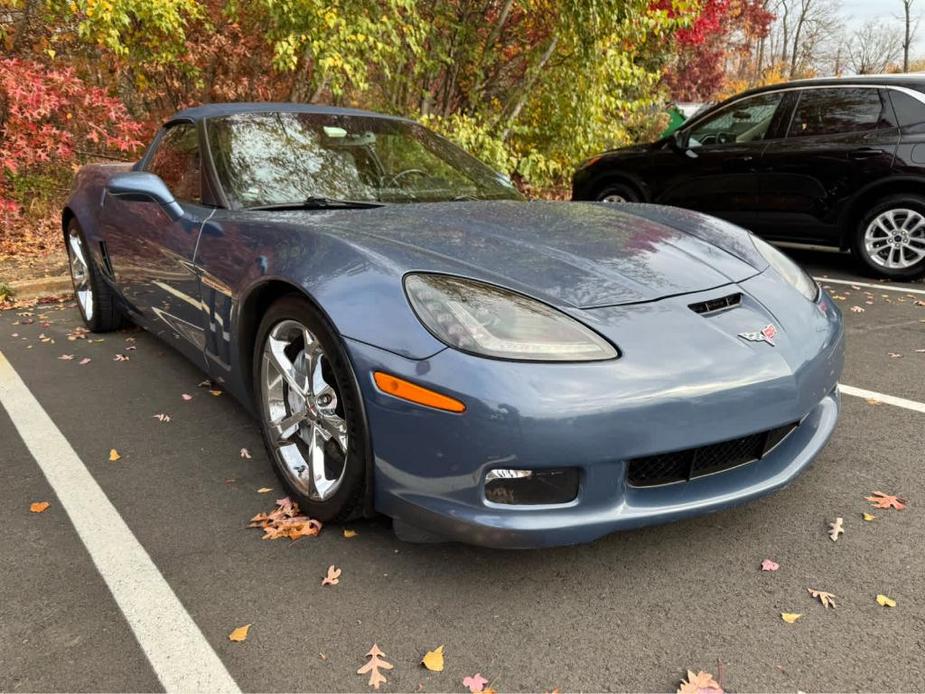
top-left (670, 129), bottom-right (688, 151)
top-left (105, 172), bottom-right (183, 220)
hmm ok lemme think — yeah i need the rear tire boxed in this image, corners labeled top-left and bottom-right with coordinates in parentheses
top-left (253, 295), bottom-right (368, 523)
top-left (65, 219), bottom-right (123, 332)
top-left (852, 195), bottom-right (925, 280)
top-left (595, 183), bottom-right (639, 204)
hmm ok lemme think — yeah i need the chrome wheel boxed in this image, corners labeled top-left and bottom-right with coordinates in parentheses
top-left (600, 193), bottom-right (627, 203)
top-left (863, 208), bottom-right (925, 270)
top-left (260, 319), bottom-right (349, 502)
top-left (67, 228), bottom-right (94, 321)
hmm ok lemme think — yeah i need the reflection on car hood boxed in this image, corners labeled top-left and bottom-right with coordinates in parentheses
top-left (317, 200), bottom-right (762, 308)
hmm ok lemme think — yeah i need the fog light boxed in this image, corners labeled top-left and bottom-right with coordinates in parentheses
top-left (484, 468), bottom-right (579, 505)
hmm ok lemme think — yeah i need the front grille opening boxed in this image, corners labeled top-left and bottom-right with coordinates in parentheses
top-left (689, 292), bottom-right (742, 315)
top-left (484, 468), bottom-right (579, 505)
top-left (627, 422), bottom-right (798, 487)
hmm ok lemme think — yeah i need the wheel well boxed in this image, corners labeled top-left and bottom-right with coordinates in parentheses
top-left (840, 180), bottom-right (925, 249)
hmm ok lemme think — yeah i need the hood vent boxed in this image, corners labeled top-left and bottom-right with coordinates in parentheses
top-left (689, 292), bottom-right (741, 315)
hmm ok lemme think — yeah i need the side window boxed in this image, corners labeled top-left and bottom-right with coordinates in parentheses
top-left (888, 90), bottom-right (925, 133)
top-left (788, 88), bottom-right (891, 138)
top-left (687, 92), bottom-right (783, 148)
top-left (147, 124), bottom-right (202, 203)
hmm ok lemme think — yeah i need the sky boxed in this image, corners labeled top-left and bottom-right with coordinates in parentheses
top-left (841, 0), bottom-right (925, 59)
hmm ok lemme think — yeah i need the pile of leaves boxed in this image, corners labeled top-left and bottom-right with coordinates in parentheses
top-left (247, 496), bottom-right (322, 541)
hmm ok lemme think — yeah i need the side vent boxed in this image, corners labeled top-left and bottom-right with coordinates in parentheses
top-left (689, 292), bottom-right (741, 315)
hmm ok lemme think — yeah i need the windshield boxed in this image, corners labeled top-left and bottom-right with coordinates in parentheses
top-left (206, 111), bottom-right (521, 208)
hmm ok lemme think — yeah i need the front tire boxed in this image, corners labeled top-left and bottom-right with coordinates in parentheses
top-left (853, 195), bottom-right (925, 280)
top-left (65, 220), bottom-right (123, 332)
top-left (595, 183), bottom-right (639, 204)
top-left (253, 296), bottom-right (368, 522)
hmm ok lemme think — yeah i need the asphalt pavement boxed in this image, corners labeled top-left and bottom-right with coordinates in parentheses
top-left (1, 246), bottom-right (923, 692)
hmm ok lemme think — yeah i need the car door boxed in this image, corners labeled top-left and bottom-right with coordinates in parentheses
top-left (752, 87), bottom-right (900, 242)
top-left (100, 121), bottom-right (211, 366)
top-left (656, 91), bottom-right (787, 227)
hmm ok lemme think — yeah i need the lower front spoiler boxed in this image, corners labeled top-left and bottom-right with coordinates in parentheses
top-left (380, 389), bottom-right (840, 549)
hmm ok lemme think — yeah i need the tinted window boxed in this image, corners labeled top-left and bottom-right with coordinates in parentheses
top-left (687, 92), bottom-right (783, 148)
top-left (206, 112), bottom-right (520, 208)
top-left (888, 90), bottom-right (925, 132)
top-left (789, 88), bottom-right (892, 138)
top-left (147, 124), bottom-right (202, 203)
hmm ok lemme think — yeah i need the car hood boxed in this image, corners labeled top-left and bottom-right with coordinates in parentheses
top-left (314, 200), bottom-right (761, 308)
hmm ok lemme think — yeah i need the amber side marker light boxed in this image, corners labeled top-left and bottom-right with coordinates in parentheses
top-left (373, 371), bottom-right (466, 413)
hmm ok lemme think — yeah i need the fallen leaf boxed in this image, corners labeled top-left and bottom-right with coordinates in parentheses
top-left (126, 345), bottom-right (136, 351)
top-left (30, 501), bottom-right (50, 513)
top-left (240, 448), bottom-right (252, 459)
top-left (808, 588), bottom-right (837, 609)
top-left (256, 487), bottom-right (272, 494)
top-left (181, 393), bottom-right (193, 401)
top-left (228, 624), bottom-right (250, 642)
top-left (357, 644), bottom-right (394, 690)
top-left (463, 674), bottom-right (489, 693)
top-left (210, 389), bottom-right (222, 396)
top-left (866, 398), bottom-right (881, 405)
top-left (780, 612), bottom-right (802, 623)
top-left (248, 497), bottom-right (322, 541)
top-left (828, 517), bottom-right (844, 542)
top-left (678, 669), bottom-right (723, 694)
top-left (422, 645), bottom-right (444, 672)
top-left (153, 413), bottom-right (171, 423)
top-left (198, 379), bottom-right (212, 387)
top-left (108, 448), bottom-right (121, 462)
top-left (114, 353), bottom-right (129, 362)
top-left (849, 306), bottom-right (865, 313)
top-left (344, 529), bottom-right (358, 538)
top-left (78, 357), bottom-right (91, 365)
top-left (876, 594), bottom-right (896, 607)
top-left (760, 559), bottom-right (780, 572)
top-left (866, 491), bottom-right (906, 510)
top-left (863, 512), bottom-right (876, 521)
top-left (888, 352), bottom-right (903, 358)
top-left (58, 354), bottom-right (74, 360)
top-left (322, 565), bottom-right (341, 586)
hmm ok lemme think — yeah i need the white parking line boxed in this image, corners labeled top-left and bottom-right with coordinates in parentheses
top-left (840, 384), bottom-right (925, 414)
top-left (0, 351), bottom-right (240, 694)
top-left (815, 277), bottom-right (925, 295)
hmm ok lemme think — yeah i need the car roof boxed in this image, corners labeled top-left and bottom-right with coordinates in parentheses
top-left (737, 74), bottom-right (925, 99)
top-left (165, 102), bottom-right (411, 126)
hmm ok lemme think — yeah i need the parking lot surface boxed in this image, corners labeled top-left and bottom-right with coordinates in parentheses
top-left (1, 249), bottom-right (923, 692)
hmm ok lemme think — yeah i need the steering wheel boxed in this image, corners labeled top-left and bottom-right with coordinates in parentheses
top-left (385, 168), bottom-right (428, 188)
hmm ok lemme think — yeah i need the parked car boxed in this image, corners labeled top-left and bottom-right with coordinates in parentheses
top-left (573, 75), bottom-right (925, 279)
top-left (64, 103), bottom-right (843, 548)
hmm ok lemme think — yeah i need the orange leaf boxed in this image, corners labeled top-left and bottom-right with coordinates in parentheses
top-left (108, 448), bottom-right (121, 462)
top-left (344, 528), bottom-right (358, 538)
top-left (357, 644), bottom-right (394, 690)
top-left (678, 669), bottom-right (723, 694)
top-left (228, 624), bottom-right (250, 642)
top-left (322, 565), bottom-right (342, 586)
top-left (30, 501), bottom-right (50, 513)
top-left (865, 491), bottom-right (906, 510)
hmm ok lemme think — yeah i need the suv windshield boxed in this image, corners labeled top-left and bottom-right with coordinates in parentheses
top-left (206, 111), bottom-right (521, 208)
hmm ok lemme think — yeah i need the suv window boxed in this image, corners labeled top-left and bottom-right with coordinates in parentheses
top-left (686, 92), bottom-right (783, 148)
top-left (147, 123), bottom-right (202, 203)
top-left (789, 88), bottom-right (892, 138)
top-left (888, 90), bottom-right (925, 132)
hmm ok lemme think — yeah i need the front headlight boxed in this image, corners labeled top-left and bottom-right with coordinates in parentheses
top-left (751, 235), bottom-right (819, 301)
top-left (404, 273), bottom-right (618, 361)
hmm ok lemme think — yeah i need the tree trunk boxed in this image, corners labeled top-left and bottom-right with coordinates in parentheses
top-left (499, 36), bottom-right (558, 141)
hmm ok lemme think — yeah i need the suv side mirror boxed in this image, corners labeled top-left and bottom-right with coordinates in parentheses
top-left (105, 171), bottom-right (183, 220)
top-left (670, 129), bottom-right (689, 151)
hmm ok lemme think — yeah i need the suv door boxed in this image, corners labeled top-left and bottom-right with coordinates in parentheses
top-left (101, 122), bottom-right (211, 366)
top-left (655, 91), bottom-right (787, 227)
top-left (752, 87), bottom-right (900, 242)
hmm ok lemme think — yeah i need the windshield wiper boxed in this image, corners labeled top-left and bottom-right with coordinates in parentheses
top-left (247, 196), bottom-right (384, 211)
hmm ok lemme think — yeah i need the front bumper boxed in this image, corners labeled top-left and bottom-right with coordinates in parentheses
top-left (345, 282), bottom-right (844, 548)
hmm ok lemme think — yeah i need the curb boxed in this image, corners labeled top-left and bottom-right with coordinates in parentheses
top-left (8, 275), bottom-right (73, 301)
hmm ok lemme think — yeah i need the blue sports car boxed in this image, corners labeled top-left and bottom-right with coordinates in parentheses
top-left (63, 103), bottom-right (844, 548)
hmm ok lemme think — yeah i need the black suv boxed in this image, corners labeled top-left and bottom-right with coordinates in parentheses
top-left (572, 76), bottom-right (925, 279)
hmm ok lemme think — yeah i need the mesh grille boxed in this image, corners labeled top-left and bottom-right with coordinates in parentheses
top-left (627, 422), bottom-right (798, 487)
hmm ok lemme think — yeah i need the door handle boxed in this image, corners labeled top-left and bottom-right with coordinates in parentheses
top-left (848, 148), bottom-right (881, 160)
